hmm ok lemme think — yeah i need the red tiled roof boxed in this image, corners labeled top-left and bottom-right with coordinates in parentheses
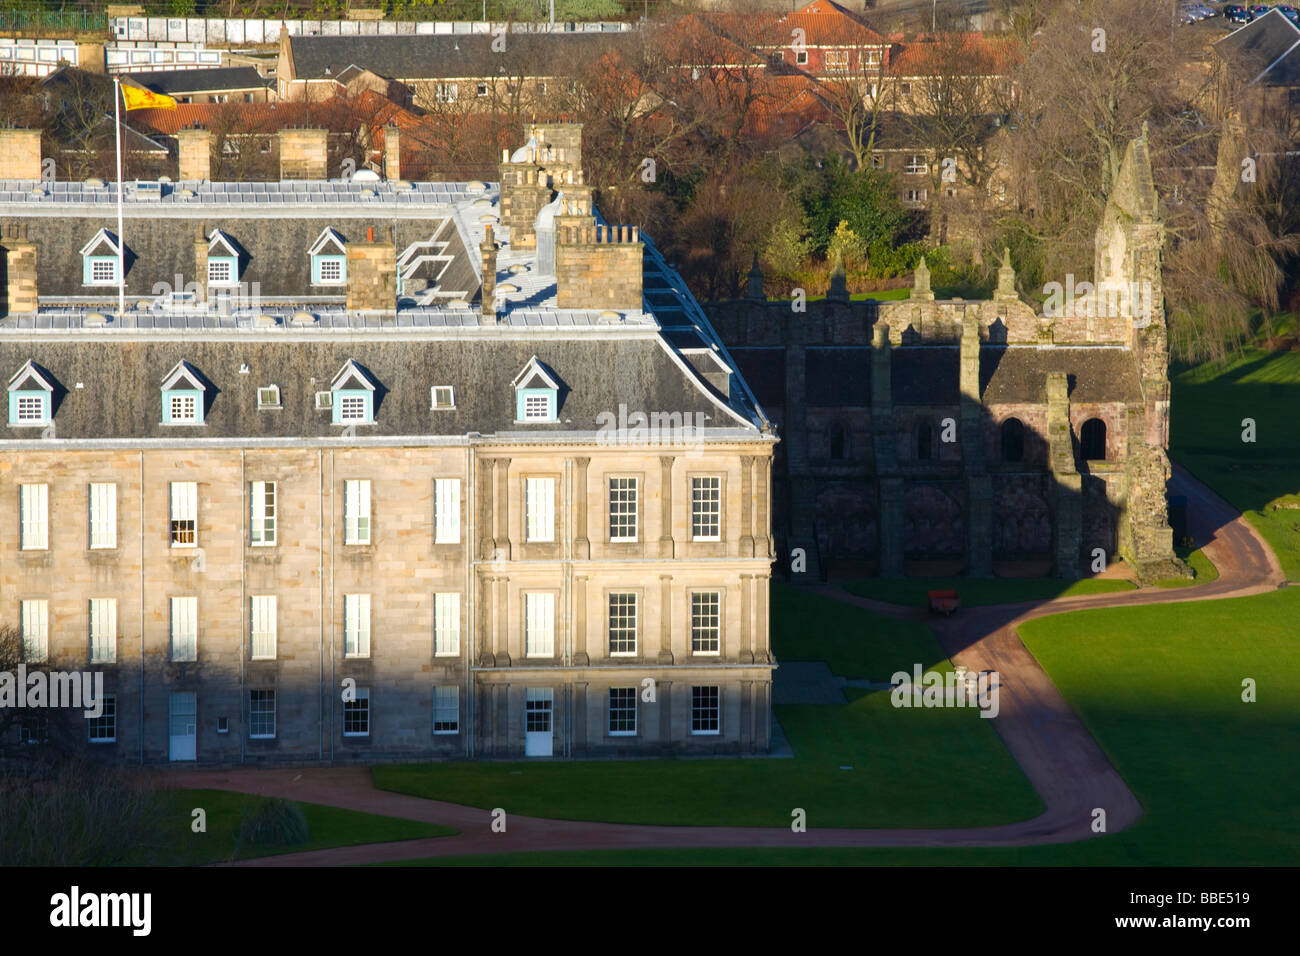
top-left (889, 33), bottom-right (1019, 76)
top-left (774, 0), bottom-right (888, 47)
top-left (127, 98), bottom-right (388, 137)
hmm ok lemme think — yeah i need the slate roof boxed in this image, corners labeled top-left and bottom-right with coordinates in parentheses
top-left (1213, 9), bottom-right (1300, 86)
top-left (288, 32), bottom-right (622, 81)
top-left (980, 346), bottom-right (1144, 405)
top-left (123, 67), bottom-right (272, 96)
top-left (0, 338), bottom-right (744, 441)
top-left (0, 213), bottom-right (477, 302)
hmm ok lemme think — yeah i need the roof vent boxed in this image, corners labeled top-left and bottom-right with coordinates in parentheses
top-left (466, 180), bottom-right (486, 193)
top-left (253, 313), bottom-right (278, 327)
top-left (497, 283), bottom-right (519, 295)
top-left (352, 168), bottom-right (381, 184)
top-left (478, 214), bottom-right (497, 225)
top-left (598, 310), bottom-right (622, 324)
top-left (290, 310), bottom-right (316, 326)
top-left (472, 198), bottom-right (492, 210)
top-left (447, 298), bottom-right (469, 310)
top-left (179, 187), bottom-right (196, 199)
top-left (508, 264), bottom-right (528, 275)
top-left (83, 312), bottom-right (109, 327)
top-left (84, 177), bottom-right (106, 188)
top-left (392, 180), bottom-right (413, 191)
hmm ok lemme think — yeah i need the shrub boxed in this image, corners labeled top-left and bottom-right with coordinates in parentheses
top-left (238, 797), bottom-right (310, 847)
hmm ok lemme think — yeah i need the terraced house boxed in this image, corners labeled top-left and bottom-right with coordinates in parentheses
top-left (0, 122), bottom-right (777, 764)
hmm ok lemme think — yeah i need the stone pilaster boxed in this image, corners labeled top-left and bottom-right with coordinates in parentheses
top-left (739, 456), bottom-right (755, 557)
top-left (1046, 372), bottom-right (1083, 577)
top-left (572, 456), bottom-right (590, 559)
top-left (493, 457), bottom-right (511, 560)
top-left (658, 575), bottom-right (673, 664)
top-left (872, 323), bottom-right (904, 577)
top-left (573, 575), bottom-right (589, 666)
top-left (658, 455), bottom-right (675, 558)
top-left (960, 310), bottom-right (992, 577)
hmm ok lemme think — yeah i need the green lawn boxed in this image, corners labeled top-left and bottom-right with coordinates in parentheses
top-left (387, 588), bottom-right (1300, 867)
top-left (1153, 546), bottom-right (1218, 589)
top-left (373, 585), bottom-right (1042, 830)
top-left (842, 575), bottom-right (1135, 610)
top-left (140, 789), bottom-right (454, 865)
top-left (1171, 349), bottom-right (1300, 580)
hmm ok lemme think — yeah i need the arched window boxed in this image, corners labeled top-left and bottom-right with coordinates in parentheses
top-left (1001, 417), bottom-right (1025, 463)
top-left (916, 421), bottom-right (933, 461)
top-left (1081, 418), bottom-right (1107, 461)
top-left (829, 423), bottom-right (847, 460)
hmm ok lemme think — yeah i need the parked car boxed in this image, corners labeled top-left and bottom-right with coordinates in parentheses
top-left (1193, 2), bottom-right (1217, 16)
top-left (1224, 4), bottom-right (1252, 22)
top-left (1278, 5), bottom-right (1300, 22)
top-left (1249, 4), bottom-right (1271, 18)
top-left (1177, 3), bottom-right (1201, 22)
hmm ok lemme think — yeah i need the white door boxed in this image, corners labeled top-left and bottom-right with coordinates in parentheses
top-left (524, 688), bottom-right (553, 757)
top-left (169, 691), bottom-right (197, 761)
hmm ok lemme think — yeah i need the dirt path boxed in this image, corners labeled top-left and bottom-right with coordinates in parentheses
top-left (164, 466), bottom-right (1286, 865)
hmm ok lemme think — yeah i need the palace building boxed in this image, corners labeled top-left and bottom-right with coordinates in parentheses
top-left (0, 123), bottom-right (778, 763)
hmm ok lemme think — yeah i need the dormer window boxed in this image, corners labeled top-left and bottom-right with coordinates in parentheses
top-left (512, 356), bottom-right (560, 424)
top-left (7, 360), bottom-right (55, 427)
top-left (330, 360), bottom-right (378, 425)
top-left (80, 228), bottom-right (121, 286)
top-left (309, 228), bottom-right (347, 286)
top-left (431, 386), bottom-right (455, 410)
top-left (160, 361), bottom-right (208, 426)
top-left (207, 229), bottom-right (242, 287)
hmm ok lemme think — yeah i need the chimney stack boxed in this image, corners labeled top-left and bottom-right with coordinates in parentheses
top-left (0, 130), bottom-right (43, 181)
top-left (175, 126), bottom-right (211, 182)
top-left (383, 125), bottom-right (401, 181)
top-left (3, 223), bottom-right (38, 315)
top-left (479, 224), bottom-right (497, 323)
top-left (193, 222), bottom-right (208, 303)
top-left (345, 227), bottom-right (397, 315)
top-left (278, 128), bottom-right (328, 180)
top-left (555, 220), bottom-right (642, 311)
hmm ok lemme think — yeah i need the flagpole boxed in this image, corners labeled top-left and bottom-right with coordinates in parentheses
top-left (113, 76), bottom-right (125, 317)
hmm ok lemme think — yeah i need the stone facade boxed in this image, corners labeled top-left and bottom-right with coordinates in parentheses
top-left (710, 129), bottom-right (1186, 584)
top-left (0, 129), bottom-right (41, 182)
top-left (278, 128), bottom-right (329, 181)
top-left (175, 127), bottom-right (212, 182)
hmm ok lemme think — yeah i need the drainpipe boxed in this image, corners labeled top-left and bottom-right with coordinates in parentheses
top-left (138, 451), bottom-right (144, 766)
top-left (319, 447), bottom-right (324, 762)
top-left (465, 442), bottom-right (475, 759)
top-left (329, 449), bottom-right (335, 762)
top-left (240, 449), bottom-right (246, 764)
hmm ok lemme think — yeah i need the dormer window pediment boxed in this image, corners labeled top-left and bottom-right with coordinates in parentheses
top-left (310, 228), bottom-right (348, 285)
top-left (512, 355), bottom-right (561, 423)
top-left (160, 361), bottom-right (208, 425)
top-left (81, 228), bottom-right (122, 286)
top-left (207, 229), bottom-right (243, 286)
top-left (329, 360), bottom-right (378, 425)
top-left (7, 360), bottom-right (56, 427)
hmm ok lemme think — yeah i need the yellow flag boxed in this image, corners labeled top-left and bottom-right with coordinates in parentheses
top-left (121, 84), bottom-right (177, 111)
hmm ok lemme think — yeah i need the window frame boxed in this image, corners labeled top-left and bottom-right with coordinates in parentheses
top-left (433, 478), bottom-right (461, 545)
top-left (169, 480), bottom-right (198, 548)
top-left (607, 591), bottom-right (638, 657)
top-left (524, 591), bottom-right (556, 659)
top-left (89, 597), bottom-right (117, 663)
top-left (433, 685), bottom-right (459, 734)
top-left (250, 595), bottom-right (277, 660)
top-left (19, 482), bottom-right (48, 550)
top-left (608, 687), bottom-right (637, 736)
top-left (430, 386), bottom-right (455, 410)
top-left (170, 595), bottom-right (198, 662)
top-left (343, 687), bottom-right (370, 737)
top-left (690, 590), bottom-right (722, 656)
top-left (87, 694), bottom-right (117, 743)
top-left (21, 598), bottom-right (48, 663)
top-left (524, 476), bottom-right (556, 543)
top-left (433, 592), bottom-right (461, 657)
top-left (344, 593), bottom-right (371, 659)
top-left (344, 478), bottom-right (371, 545)
top-left (690, 474), bottom-right (723, 542)
top-left (607, 475), bottom-right (639, 543)
top-left (249, 480), bottom-right (277, 547)
top-left (10, 391), bottom-right (50, 425)
top-left (691, 685), bottom-right (721, 735)
top-left (89, 481), bottom-right (117, 549)
top-left (249, 689), bottom-right (276, 739)
top-left (312, 254), bottom-right (346, 286)
top-left (84, 256), bottom-right (119, 286)
top-left (207, 256), bottom-right (237, 287)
